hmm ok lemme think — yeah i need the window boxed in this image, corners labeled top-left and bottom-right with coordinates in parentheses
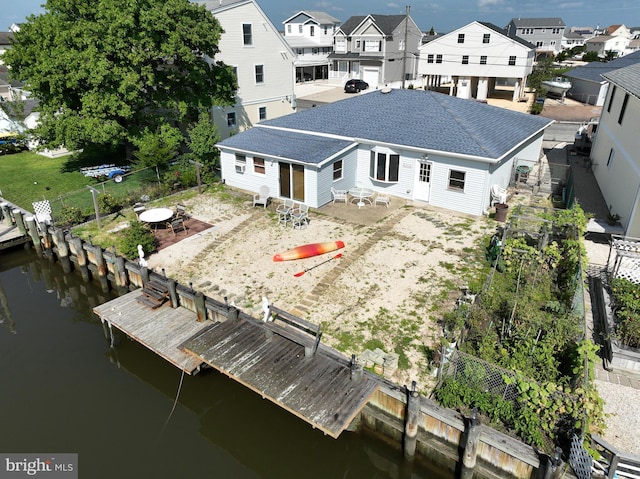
top-left (324, 26), bottom-right (328, 35)
top-left (483, 33), bottom-right (490, 44)
top-left (297, 48), bottom-right (303, 55)
top-left (427, 54), bottom-right (434, 63)
top-left (508, 56), bottom-right (516, 66)
top-left (364, 40), bottom-right (381, 52)
top-left (399, 40), bottom-right (405, 51)
top-left (607, 148), bottom-right (614, 168)
top-left (235, 154), bottom-right (246, 173)
top-left (242, 24), bottom-right (252, 46)
top-left (448, 170), bottom-right (465, 190)
top-left (356, 40), bottom-right (361, 50)
top-left (618, 93), bottom-right (629, 124)
top-left (227, 112), bottom-right (236, 127)
top-left (462, 55), bottom-right (469, 64)
top-left (458, 33), bottom-right (465, 43)
top-left (298, 25), bottom-right (302, 33)
top-left (253, 157), bottom-right (265, 174)
top-left (480, 55), bottom-right (487, 65)
top-left (310, 26), bottom-right (315, 36)
top-left (536, 41), bottom-right (543, 47)
top-left (369, 151), bottom-right (400, 183)
top-left (312, 48), bottom-right (318, 54)
top-left (333, 160), bottom-right (343, 181)
top-left (255, 64), bottom-right (264, 83)
top-left (436, 54), bottom-right (443, 64)
top-left (335, 38), bottom-right (346, 51)
top-left (607, 86), bottom-right (616, 112)
top-left (258, 106), bottom-right (266, 121)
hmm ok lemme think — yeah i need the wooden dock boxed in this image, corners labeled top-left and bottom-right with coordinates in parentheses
top-left (0, 224), bottom-right (30, 251)
top-left (93, 290), bottom-right (212, 374)
top-left (182, 316), bottom-right (380, 438)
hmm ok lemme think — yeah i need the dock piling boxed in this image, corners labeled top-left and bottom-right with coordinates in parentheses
top-left (25, 216), bottom-right (42, 255)
top-left (1, 202), bottom-right (12, 226)
top-left (12, 209), bottom-right (26, 234)
top-left (403, 381), bottom-right (420, 460)
top-left (460, 408), bottom-right (480, 479)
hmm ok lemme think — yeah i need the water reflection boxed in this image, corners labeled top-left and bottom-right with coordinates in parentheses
top-left (0, 248), bottom-right (452, 479)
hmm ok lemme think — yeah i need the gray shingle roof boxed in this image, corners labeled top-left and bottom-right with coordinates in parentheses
top-left (478, 22), bottom-right (536, 49)
top-left (565, 50), bottom-right (640, 83)
top-left (286, 11), bottom-right (341, 25)
top-left (339, 15), bottom-right (406, 36)
top-left (219, 89), bottom-right (552, 162)
top-left (217, 128), bottom-right (353, 165)
top-left (508, 18), bottom-right (565, 28)
top-left (602, 63), bottom-right (640, 99)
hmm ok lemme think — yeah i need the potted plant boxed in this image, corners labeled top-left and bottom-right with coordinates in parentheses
top-left (607, 213), bottom-right (620, 226)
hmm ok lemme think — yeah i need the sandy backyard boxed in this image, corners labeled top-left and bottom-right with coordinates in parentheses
top-left (144, 191), bottom-right (495, 387)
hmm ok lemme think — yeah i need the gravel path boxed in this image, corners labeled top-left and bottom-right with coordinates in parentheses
top-left (594, 379), bottom-right (640, 456)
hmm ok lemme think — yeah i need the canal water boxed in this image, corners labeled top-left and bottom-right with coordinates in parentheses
top-left (0, 248), bottom-right (454, 479)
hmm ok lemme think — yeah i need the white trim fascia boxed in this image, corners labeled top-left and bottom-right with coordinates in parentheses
top-left (216, 144), bottom-right (307, 166)
top-left (256, 124), bottom-right (352, 142)
top-left (316, 143), bottom-right (359, 168)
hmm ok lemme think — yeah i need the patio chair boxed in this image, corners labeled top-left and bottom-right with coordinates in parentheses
top-left (331, 187), bottom-right (348, 205)
top-left (490, 184), bottom-right (507, 206)
top-left (253, 185), bottom-right (271, 208)
top-left (133, 203), bottom-right (146, 219)
top-left (276, 199), bottom-right (295, 226)
top-left (291, 204), bottom-right (309, 229)
top-left (374, 194), bottom-right (390, 208)
top-left (167, 218), bottom-right (188, 236)
top-left (175, 203), bottom-right (188, 219)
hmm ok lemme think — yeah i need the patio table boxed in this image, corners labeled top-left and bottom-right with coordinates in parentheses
top-left (348, 187), bottom-right (375, 208)
top-left (138, 207), bottom-right (174, 229)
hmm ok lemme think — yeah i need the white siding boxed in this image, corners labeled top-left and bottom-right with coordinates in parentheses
top-left (209, 2), bottom-right (295, 138)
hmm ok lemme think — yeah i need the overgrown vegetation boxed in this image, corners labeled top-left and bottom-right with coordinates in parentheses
top-left (434, 205), bottom-right (605, 452)
top-left (610, 278), bottom-right (640, 348)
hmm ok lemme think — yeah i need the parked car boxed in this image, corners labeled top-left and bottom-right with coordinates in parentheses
top-left (344, 79), bottom-right (369, 93)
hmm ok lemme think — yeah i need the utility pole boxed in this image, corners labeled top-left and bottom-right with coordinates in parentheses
top-left (401, 5), bottom-right (410, 89)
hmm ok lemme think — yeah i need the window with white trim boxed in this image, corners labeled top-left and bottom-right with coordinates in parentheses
top-left (462, 55), bottom-right (469, 64)
top-left (235, 154), bottom-right (246, 173)
top-left (255, 64), bottom-right (264, 84)
top-left (310, 26), bottom-right (315, 36)
top-left (607, 85), bottom-right (616, 112)
top-left (369, 151), bottom-right (399, 183)
top-left (253, 157), bottom-right (265, 175)
top-left (287, 25), bottom-right (291, 34)
top-left (427, 54), bottom-right (434, 63)
top-left (480, 55), bottom-right (487, 65)
top-left (258, 106), bottom-right (266, 121)
top-left (508, 56), bottom-right (516, 66)
top-left (607, 148), bottom-right (614, 168)
top-left (436, 54), bottom-right (442, 64)
top-left (618, 93), bottom-right (629, 124)
top-left (298, 25), bottom-right (302, 33)
top-left (483, 33), bottom-right (490, 43)
top-left (333, 160), bottom-right (343, 181)
top-left (399, 40), bottom-right (405, 51)
top-left (242, 24), bottom-right (252, 46)
top-left (335, 37), bottom-right (346, 52)
top-left (448, 170), bottom-right (465, 190)
top-left (364, 40), bottom-right (381, 52)
top-left (458, 33), bottom-right (465, 43)
top-left (227, 112), bottom-right (236, 127)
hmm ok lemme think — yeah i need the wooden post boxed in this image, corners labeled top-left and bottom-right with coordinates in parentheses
top-left (167, 278), bottom-right (178, 308)
top-left (93, 246), bottom-right (107, 279)
top-left (115, 256), bottom-right (128, 289)
top-left (227, 305), bottom-right (239, 321)
top-left (194, 291), bottom-right (206, 322)
top-left (403, 381), bottom-right (421, 460)
top-left (460, 408), bottom-right (481, 479)
top-left (0, 202), bottom-right (12, 226)
top-left (12, 209), bottom-right (26, 234)
top-left (25, 216), bottom-right (42, 255)
top-left (140, 266), bottom-right (150, 285)
top-left (350, 354), bottom-right (363, 382)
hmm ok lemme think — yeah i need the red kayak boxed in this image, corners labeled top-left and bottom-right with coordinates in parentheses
top-left (273, 240), bottom-right (345, 262)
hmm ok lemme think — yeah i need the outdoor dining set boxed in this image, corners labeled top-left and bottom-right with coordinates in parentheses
top-left (331, 187), bottom-right (390, 208)
top-left (134, 203), bottom-right (190, 236)
top-left (276, 199), bottom-right (310, 229)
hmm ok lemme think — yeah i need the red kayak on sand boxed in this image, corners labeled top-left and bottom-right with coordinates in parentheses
top-left (273, 240), bottom-right (345, 262)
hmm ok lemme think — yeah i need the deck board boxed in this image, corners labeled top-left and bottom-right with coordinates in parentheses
top-left (93, 290), bottom-right (210, 374)
top-left (182, 316), bottom-right (379, 438)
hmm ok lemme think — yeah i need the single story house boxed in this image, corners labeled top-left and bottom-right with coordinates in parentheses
top-left (216, 88), bottom-right (553, 216)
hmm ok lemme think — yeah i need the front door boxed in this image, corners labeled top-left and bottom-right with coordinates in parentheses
top-left (279, 162), bottom-right (305, 202)
top-left (413, 161), bottom-right (431, 202)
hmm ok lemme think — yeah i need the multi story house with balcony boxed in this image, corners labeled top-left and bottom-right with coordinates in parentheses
top-left (200, 0), bottom-right (296, 139)
top-left (328, 12), bottom-right (423, 89)
top-left (282, 11), bottom-right (341, 83)
top-left (505, 17), bottom-right (565, 58)
top-left (585, 24), bottom-right (632, 58)
top-left (418, 21), bottom-right (536, 102)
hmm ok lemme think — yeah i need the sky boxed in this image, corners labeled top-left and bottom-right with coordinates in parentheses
top-left (2, 0), bottom-right (639, 34)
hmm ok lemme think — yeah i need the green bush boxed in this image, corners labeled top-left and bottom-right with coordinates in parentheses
top-left (119, 221), bottom-right (156, 259)
top-left (610, 278), bottom-right (640, 348)
top-left (98, 193), bottom-right (120, 214)
top-left (58, 205), bottom-right (85, 225)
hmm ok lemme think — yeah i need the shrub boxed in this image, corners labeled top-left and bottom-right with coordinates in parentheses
top-left (98, 193), bottom-right (120, 214)
top-left (119, 221), bottom-right (156, 259)
top-left (58, 205), bottom-right (85, 225)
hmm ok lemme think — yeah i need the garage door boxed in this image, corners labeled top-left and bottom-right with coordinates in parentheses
top-left (363, 68), bottom-right (379, 89)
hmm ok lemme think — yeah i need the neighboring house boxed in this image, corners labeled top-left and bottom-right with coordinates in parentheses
top-left (505, 17), bottom-right (565, 58)
top-left (216, 88), bottom-right (552, 216)
top-left (562, 30), bottom-right (587, 50)
top-left (199, 0), bottom-right (296, 140)
top-left (0, 31), bottom-right (13, 65)
top-left (589, 62), bottom-right (640, 237)
top-left (584, 35), bottom-right (629, 58)
top-left (418, 21), bottom-right (535, 102)
top-left (328, 13), bottom-right (423, 89)
top-left (625, 38), bottom-right (640, 55)
top-left (282, 10), bottom-right (341, 83)
top-left (565, 50), bottom-right (640, 105)
top-left (0, 65), bottom-right (27, 102)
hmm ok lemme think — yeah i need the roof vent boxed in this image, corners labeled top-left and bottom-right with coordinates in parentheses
top-left (380, 87), bottom-right (392, 94)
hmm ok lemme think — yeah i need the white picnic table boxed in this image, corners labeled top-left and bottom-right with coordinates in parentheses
top-left (348, 187), bottom-right (375, 208)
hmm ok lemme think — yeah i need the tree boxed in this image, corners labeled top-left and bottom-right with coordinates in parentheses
top-left (604, 50), bottom-right (619, 62)
top-left (528, 57), bottom-right (555, 91)
top-left (184, 112), bottom-right (220, 169)
top-left (582, 51), bottom-right (600, 62)
top-left (3, 0), bottom-right (236, 154)
top-left (132, 124), bottom-right (183, 168)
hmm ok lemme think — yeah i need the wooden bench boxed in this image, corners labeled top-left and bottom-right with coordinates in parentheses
top-left (136, 279), bottom-right (170, 309)
top-left (266, 305), bottom-right (322, 357)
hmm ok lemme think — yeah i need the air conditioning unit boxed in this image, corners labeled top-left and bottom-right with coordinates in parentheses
top-left (235, 164), bottom-right (246, 174)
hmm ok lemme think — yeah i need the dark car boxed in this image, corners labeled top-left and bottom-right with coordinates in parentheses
top-left (344, 79), bottom-right (369, 93)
